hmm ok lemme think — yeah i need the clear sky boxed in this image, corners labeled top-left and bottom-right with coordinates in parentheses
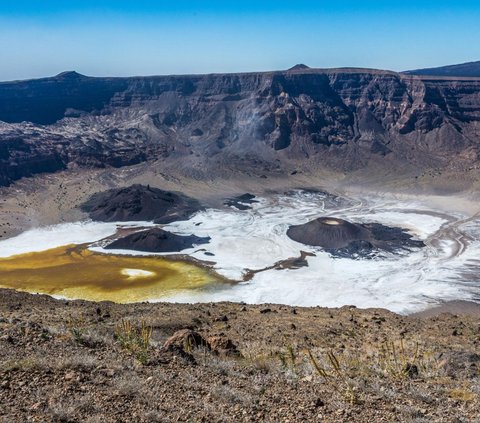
top-left (1, 1), bottom-right (480, 81)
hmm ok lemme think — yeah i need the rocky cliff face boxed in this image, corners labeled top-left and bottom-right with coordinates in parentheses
top-left (1, 67), bottom-right (479, 186)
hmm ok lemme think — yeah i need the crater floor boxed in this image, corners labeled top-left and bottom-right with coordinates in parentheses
top-left (1, 190), bottom-right (479, 313)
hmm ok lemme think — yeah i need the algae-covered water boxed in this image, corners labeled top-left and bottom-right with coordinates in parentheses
top-left (0, 244), bottom-right (222, 303)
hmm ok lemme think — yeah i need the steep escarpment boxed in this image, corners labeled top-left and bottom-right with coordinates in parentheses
top-left (1, 67), bottom-right (480, 186)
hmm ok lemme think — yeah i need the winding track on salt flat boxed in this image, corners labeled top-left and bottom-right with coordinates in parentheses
top-left (427, 212), bottom-right (480, 259)
top-left (330, 189), bottom-right (478, 262)
top-left (317, 190), bottom-right (480, 303)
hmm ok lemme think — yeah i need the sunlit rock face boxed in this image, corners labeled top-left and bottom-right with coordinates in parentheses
top-left (287, 217), bottom-right (425, 258)
top-left (106, 228), bottom-right (210, 253)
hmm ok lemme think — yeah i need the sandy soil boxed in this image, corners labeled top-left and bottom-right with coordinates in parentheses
top-left (411, 300), bottom-right (480, 318)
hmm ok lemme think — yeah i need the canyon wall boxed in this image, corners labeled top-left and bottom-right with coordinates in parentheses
top-left (1, 67), bottom-right (479, 185)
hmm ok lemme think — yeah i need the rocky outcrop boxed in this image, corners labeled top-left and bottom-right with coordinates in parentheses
top-left (287, 217), bottom-right (370, 249)
top-left (1, 67), bottom-right (480, 185)
top-left (162, 329), bottom-right (240, 358)
top-left (162, 329), bottom-right (209, 352)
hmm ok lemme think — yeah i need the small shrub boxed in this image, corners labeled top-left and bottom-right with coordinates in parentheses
top-left (56, 354), bottom-right (98, 371)
top-left (449, 386), bottom-right (475, 401)
top-left (114, 374), bottom-right (143, 398)
top-left (2, 356), bottom-right (50, 372)
top-left (115, 319), bottom-right (153, 364)
top-left (65, 315), bottom-right (88, 343)
top-left (379, 339), bottom-right (420, 379)
top-left (307, 349), bottom-right (360, 404)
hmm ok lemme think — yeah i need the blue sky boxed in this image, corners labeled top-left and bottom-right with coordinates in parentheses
top-left (1, 1), bottom-right (479, 80)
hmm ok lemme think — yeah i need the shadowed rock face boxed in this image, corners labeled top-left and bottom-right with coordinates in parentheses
top-left (81, 184), bottom-right (202, 224)
top-left (105, 228), bottom-right (210, 253)
top-left (287, 217), bottom-right (425, 258)
top-left (1, 67), bottom-right (480, 186)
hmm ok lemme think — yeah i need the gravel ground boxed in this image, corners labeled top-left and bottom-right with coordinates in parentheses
top-left (1, 288), bottom-right (479, 422)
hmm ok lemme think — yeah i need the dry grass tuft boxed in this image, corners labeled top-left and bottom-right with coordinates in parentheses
top-left (114, 319), bottom-right (153, 364)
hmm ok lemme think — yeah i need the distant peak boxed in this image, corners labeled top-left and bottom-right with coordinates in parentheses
top-left (288, 64), bottom-right (310, 71)
top-left (403, 60), bottom-right (480, 77)
top-left (55, 71), bottom-right (86, 79)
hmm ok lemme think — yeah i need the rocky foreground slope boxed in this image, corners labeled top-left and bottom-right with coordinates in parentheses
top-left (1, 289), bottom-right (479, 422)
top-left (1, 66), bottom-right (480, 186)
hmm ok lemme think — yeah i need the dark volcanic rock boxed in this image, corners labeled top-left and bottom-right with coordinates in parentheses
top-left (0, 135), bottom-right (67, 186)
top-left (224, 193), bottom-right (259, 210)
top-left (1, 67), bottom-right (480, 186)
top-left (81, 184), bottom-right (202, 224)
top-left (105, 228), bottom-right (210, 253)
top-left (287, 217), bottom-right (424, 259)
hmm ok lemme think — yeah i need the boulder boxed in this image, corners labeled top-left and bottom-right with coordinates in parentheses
top-left (163, 329), bottom-right (209, 353)
top-left (162, 329), bottom-right (241, 357)
top-left (207, 336), bottom-right (241, 357)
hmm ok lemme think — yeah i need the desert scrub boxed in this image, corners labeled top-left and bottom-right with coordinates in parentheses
top-left (277, 337), bottom-right (298, 373)
top-left (239, 340), bottom-right (281, 375)
top-left (56, 354), bottom-right (99, 371)
top-left (2, 356), bottom-right (51, 373)
top-left (307, 349), bottom-right (360, 404)
top-left (261, 337), bottom-right (442, 406)
top-left (65, 314), bottom-right (90, 346)
top-left (113, 373), bottom-right (144, 398)
top-left (449, 384), bottom-right (476, 402)
top-left (114, 319), bottom-right (153, 364)
top-left (378, 339), bottom-right (420, 379)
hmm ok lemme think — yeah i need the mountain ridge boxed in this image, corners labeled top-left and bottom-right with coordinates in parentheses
top-left (0, 65), bottom-right (479, 186)
top-left (404, 60), bottom-right (480, 77)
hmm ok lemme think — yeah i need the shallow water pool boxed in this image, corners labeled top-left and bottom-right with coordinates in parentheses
top-left (0, 244), bottom-right (223, 303)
